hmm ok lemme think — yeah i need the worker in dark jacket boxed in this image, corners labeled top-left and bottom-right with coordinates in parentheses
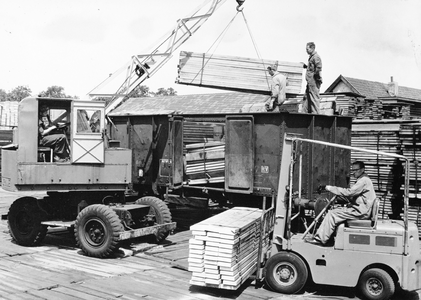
top-left (39, 105), bottom-right (70, 162)
top-left (307, 161), bottom-right (377, 245)
top-left (302, 42), bottom-right (322, 114)
top-left (266, 64), bottom-right (287, 112)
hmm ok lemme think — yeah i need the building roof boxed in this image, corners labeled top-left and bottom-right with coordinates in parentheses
top-left (325, 75), bottom-right (421, 101)
top-left (108, 92), bottom-right (269, 116)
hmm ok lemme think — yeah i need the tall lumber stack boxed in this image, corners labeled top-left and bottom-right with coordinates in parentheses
top-left (399, 124), bottom-right (421, 235)
top-left (183, 120), bottom-right (226, 185)
top-left (352, 120), bottom-right (421, 236)
top-left (351, 129), bottom-right (400, 218)
top-left (188, 207), bottom-right (270, 290)
top-left (400, 124), bottom-right (421, 201)
top-left (177, 51), bottom-right (303, 95)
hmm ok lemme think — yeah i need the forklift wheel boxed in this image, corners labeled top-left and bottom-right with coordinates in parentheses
top-left (357, 268), bottom-right (395, 300)
top-left (135, 196), bottom-right (172, 243)
top-left (265, 252), bottom-right (308, 294)
top-left (8, 197), bottom-right (48, 246)
top-left (75, 204), bottom-right (123, 258)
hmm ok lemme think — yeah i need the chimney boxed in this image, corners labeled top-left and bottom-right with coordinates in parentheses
top-left (387, 76), bottom-right (398, 97)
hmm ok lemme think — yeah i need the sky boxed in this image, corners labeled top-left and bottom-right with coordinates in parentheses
top-left (0, 0), bottom-right (420, 99)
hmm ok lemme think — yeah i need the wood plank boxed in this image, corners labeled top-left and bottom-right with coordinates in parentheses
top-left (177, 51), bottom-right (303, 94)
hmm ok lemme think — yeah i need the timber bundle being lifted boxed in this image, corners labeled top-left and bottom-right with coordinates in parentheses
top-left (176, 51), bottom-right (303, 95)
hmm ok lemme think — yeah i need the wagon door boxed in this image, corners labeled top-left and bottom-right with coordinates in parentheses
top-left (225, 116), bottom-right (254, 194)
top-left (171, 116), bottom-right (184, 188)
top-left (71, 101), bottom-right (105, 164)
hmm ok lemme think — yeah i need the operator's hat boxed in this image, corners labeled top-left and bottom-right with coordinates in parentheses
top-left (267, 64), bottom-right (277, 71)
top-left (40, 104), bottom-right (48, 112)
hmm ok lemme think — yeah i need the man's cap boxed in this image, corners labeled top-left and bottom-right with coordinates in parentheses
top-left (267, 64), bottom-right (277, 71)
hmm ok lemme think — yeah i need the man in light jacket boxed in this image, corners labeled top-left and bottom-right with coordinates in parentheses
top-left (266, 64), bottom-right (287, 112)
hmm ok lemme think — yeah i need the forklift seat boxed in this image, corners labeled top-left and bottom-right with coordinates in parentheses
top-left (38, 147), bottom-right (54, 162)
top-left (346, 197), bottom-right (380, 229)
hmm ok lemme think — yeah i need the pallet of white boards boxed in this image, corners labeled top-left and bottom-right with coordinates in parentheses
top-left (188, 207), bottom-right (270, 290)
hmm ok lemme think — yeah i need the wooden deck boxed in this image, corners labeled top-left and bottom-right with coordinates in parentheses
top-left (0, 189), bottom-right (419, 300)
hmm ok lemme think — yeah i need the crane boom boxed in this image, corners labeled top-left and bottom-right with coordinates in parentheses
top-left (89, 0), bottom-right (245, 115)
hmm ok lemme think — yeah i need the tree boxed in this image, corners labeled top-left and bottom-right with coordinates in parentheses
top-left (38, 85), bottom-right (77, 99)
top-left (91, 85), bottom-right (178, 107)
top-left (0, 89), bottom-right (8, 101)
top-left (9, 86), bottom-right (32, 102)
top-left (152, 87), bottom-right (177, 97)
top-left (128, 85), bottom-right (152, 98)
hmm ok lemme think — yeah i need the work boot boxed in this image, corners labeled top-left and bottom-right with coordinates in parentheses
top-left (54, 156), bottom-right (70, 163)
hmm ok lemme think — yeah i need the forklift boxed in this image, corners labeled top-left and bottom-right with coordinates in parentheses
top-left (260, 135), bottom-right (421, 300)
top-left (1, 97), bottom-right (176, 258)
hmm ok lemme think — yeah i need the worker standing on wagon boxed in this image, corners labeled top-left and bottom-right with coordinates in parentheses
top-left (302, 42), bottom-right (322, 114)
top-left (265, 64), bottom-right (287, 112)
top-left (307, 161), bottom-right (377, 245)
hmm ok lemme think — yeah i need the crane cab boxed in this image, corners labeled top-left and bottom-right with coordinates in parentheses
top-left (1, 97), bottom-right (132, 193)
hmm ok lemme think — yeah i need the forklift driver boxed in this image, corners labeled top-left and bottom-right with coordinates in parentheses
top-left (307, 161), bottom-right (377, 245)
top-left (39, 104), bottom-right (71, 163)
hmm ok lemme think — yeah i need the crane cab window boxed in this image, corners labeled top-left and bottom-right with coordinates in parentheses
top-left (76, 109), bottom-right (102, 134)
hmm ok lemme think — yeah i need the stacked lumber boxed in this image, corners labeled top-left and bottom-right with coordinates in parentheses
top-left (410, 106), bottom-right (421, 118)
top-left (177, 51), bottom-right (303, 95)
top-left (399, 124), bottom-right (421, 203)
top-left (183, 121), bottom-right (226, 185)
top-left (351, 127), bottom-right (402, 219)
top-left (333, 95), bottom-right (359, 116)
top-left (351, 121), bottom-right (421, 234)
top-left (185, 141), bottom-right (225, 185)
top-left (183, 121), bottom-right (224, 144)
top-left (295, 94), bottom-right (358, 116)
top-left (239, 99), bottom-right (300, 113)
top-left (319, 100), bottom-right (335, 115)
top-left (353, 100), bottom-right (418, 120)
top-left (355, 100), bottom-right (383, 120)
top-left (188, 207), bottom-right (269, 290)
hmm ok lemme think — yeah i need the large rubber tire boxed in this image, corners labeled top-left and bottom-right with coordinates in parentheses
top-left (74, 204), bottom-right (123, 258)
top-left (135, 196), bottom-right (172, 243)
top-left (8, 197), bottom-right (48, 246)
top-left (265, 252), bottom-right (308, 294)
top-left (357, 268), bottom-right (395, 300)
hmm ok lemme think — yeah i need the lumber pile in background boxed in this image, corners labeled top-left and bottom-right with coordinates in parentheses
top-left (188, 207), bottom-right (270, 290)
top-left (0, 101), bottom-right (18, 129)
top-left (352, 120), bottom-right (421, 236)
top-left (400, 124), bottom-right (421, 224)
top-left (354, 99), bottom-right (413, 120)
top-left (176, 51), bottom-right (303, 95)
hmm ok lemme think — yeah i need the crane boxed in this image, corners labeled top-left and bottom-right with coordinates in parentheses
top-left (88, 0), bottom-right (246, 115)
